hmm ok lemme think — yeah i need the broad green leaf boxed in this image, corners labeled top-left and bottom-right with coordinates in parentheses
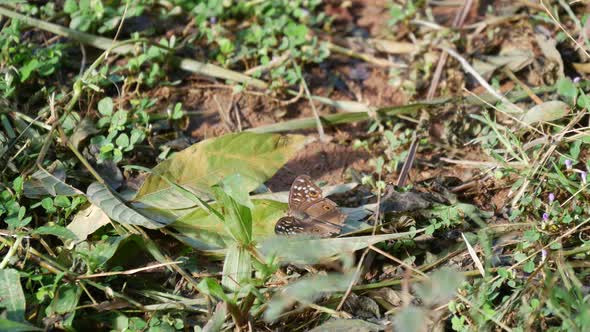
top-left (216, 174), bottom-right (254, 209)
top-left (86, 182), bottom-right (169, 229)
top-left (0, 319), bottom-right (42, 332)
top-left (75, 235), bottom-right (139, 270)
top-left (171, 199), bottom-right (287, 249)
top-left (309, 319), bottom-right (383, 332)
top-left (260, 230), bottom-right (421, 264)
top-left (32, 225), bottom-right (78, 242)
top-left (222, 244), bottom-right (251, 291)
top-left (264, 272), bottom-right (355, 322)
top-left (520, 101), bottom-right (570, 125)
top-left (135, 132), bottom-right (307, 209)
top-left (197, 278), bottom-right (231, 303)
top-left (556, 77), bottom-right (576, 101)
top-left (97, 97), bottom-right (113, 116)
top-left (213, 179), bottom-right (252, 245)
top-left (23, 162), bottom-right (83, 199)
top-left (0, 269), bottom-right (26, 322)
top-left (48, 284), bottom-right (82, 315)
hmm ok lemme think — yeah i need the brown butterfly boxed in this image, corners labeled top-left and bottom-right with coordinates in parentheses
top-left (274, 175), bottom-right (346, 236)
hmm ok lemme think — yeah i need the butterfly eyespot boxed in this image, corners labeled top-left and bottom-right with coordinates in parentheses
top-left (308, 190), bottom-right (319, 198)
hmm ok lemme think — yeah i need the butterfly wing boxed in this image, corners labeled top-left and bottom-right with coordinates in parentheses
top-left (288, 175), bottom-right (324, 212)
top-left (277, 175), bottom-right (346, 236)
top-left (275, 216), bottom-right (341, 236)
top-left (300, 197), bottom-right (346, 227)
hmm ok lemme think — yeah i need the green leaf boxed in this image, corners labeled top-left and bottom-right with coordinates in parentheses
top-left (284, 22), bottom-right (308, 46)
top-left (115, 133), bottom-right (130, 150)
top-left (197, 278), bottom-right (231, 303)
top-left (12, 177), bottom-right (23, 194)
top-left (97, 97), bottom-right (113, 116)
top-left (130, 129), bottom-right (145, 145)
top-left (41, 198), bottom-right (55, 212)
top-left (0, 319), bottom-right (42, 332)
top-left (135, 132), bottom-right (307, 209)
top-left (212, 174), bottom-right (253, 245)
top-left (110, 110), bottom-right (128, 131)
top-left (0, 269), bottom-right (26, 322)
top-left (557, 77), bottom-right (577, 101)
top-left (63, 0), bottom-right (78, 13)
top-left (217, 38), bottom-right (234, 55)
top-left (577, 90), bottom-right (590, 108)
top-left (54, 195), bottom-right (71, 208)
top-left (523, 260), bottom-right (535, 273)
top-left (48, 284), bottom-right (81, 315)
top-left (520, 101), bottom-right (570, 125)
top-left (86, 182), bottom-right (169, 229)
top-left (32, 225), bottom-right (78, 241)
top-left (221, 244), bottom-right (251, 291)
top-left (19, 59), bottom-right (40, 82)
top-left (171, 199), bottom-right (287, 249)
top-left (75, 236), bottom-right (128, 269)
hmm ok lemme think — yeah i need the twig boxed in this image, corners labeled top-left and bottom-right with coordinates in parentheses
top-left (441, 46), bottom-right (522, 113)
top-left (0, 5), bottom-right (268, 89)
top-left (396, 132), bottom-right (419, 187)
top-left (540, 0), bottom-right (590, 60)
top-left (502, 68), bottom-right (543, 105)
top-left (76, 261), bottom-right (182, 279)
top-left (0, 235), bottom-right (22, 269)
top-left (368, 244), bottom-right (427, 277)
top-left (325, 41), bottom-right (400, 68)
top-left (292, 59), bottom-right (326, 141)
top-left (105, 0), bottom-right (130, 60)
top-left (244, 52), bottom-right (290, 75)
top-left (213, 95), bottom-right (235, 132)
top-left (336, 172), bottom-right (385, 310)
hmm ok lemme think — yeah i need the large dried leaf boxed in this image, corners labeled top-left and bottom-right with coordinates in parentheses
top-left (67, 204), bottom-right (111, 247)
top-left (135, 132), bottom-right (307, 209)
top-left (535, 33), bottom-right (564, 78)
top-left (23, 161), bottom-right (83, 199)
top-left (87, 182), bottom-right (169, 229)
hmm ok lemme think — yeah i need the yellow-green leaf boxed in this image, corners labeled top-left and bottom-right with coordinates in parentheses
top-left (135, 132), bottom-right (307, 209)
